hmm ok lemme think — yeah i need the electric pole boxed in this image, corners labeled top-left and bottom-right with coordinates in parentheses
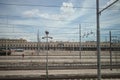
top-left (96, 0), bottom-right (118, 79)
top-left (96, 0), bottom-right (101, 80)
top-left (79, 24), bottom-right (81, 59)
top-left (37, 29), bottom-right (40, 55)
top-left (109, 31), bottom-right (112, 70)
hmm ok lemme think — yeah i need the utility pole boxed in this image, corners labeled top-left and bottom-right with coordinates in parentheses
top-left (109, 31), bottom-right (112, 70)
top-left (79, 24), bottom-right (81, 59)
top-left (42, 31), bottom-right (52, 80)
top-left (6, 15), bottom-right (8, 56)
top-left (37, 29), bottom-right (40, 55)
top-left (96, 0), bottom-right (101, 80)
top-left (72, 39), bottom-right (74, 52)
top-left (6, 39), bottom-right (7, 56)
top-left (96, 0), bottom-right (118, 80)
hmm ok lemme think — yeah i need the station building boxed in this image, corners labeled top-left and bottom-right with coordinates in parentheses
top-left (0, 38), bottom-right (120, 51)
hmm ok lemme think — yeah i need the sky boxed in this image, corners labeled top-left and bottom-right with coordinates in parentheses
top-left (0, 0), bottom-right (120, 42)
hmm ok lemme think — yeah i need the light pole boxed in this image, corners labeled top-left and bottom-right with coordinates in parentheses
top-left (42, 31), bottom-right (52, 80)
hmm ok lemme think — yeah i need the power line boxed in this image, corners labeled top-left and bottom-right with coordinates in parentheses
top-left (0, 14), bottom-right (72, 22)
top-left (51, 32), bottom-right (78, 34)
top-left (99, 0), bottom-right (119, 14)
top-left (0, 32), bottom-right (35, 33)
top-left (0, 34), bottom-right (31, 36)
top-left (0, 23), bottom-right (38, 28)
top-left (0, 14), bottom-right (96, 22)
top-left (101, 29), bottom-right (120, 30)
top-left (0, 2), bottom-right (96, 9)
top-left (0, 21), bottom-right (120, 28)
top-left (0, 2), bottom-right (119, 10)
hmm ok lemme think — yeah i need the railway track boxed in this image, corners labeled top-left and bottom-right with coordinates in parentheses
top-left (0, 51), bottom-right (119, 80)
top-left (0, 62), bottom-right (119, 70)
top-left (0, 72), bottom-right (120, 80)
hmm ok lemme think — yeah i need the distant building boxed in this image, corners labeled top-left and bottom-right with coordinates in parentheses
top-left (0, 38), bottom-right (119, 51)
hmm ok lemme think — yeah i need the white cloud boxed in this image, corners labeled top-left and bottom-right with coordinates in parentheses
top-left (23, 2), bottom-right (76, 21)
top-left (22, 0), bottom-right (94, 29)
top-left (20, 0), bottom-right (96, 41)
top-left (23, 9), bottom-right (40, 17)
top-left (60, 2), bottom-right (75, 15)
top-left (2, 0), bottom-right (95, 42)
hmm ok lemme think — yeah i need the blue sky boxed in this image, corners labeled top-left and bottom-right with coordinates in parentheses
top-left (0, 0), bottom-right (120, 42)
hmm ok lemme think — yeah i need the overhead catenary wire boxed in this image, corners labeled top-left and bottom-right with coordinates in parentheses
top-left (0, 32), bottom-right (35, 33)
top-left (0, 2), bottom-right (101, 9)
top-left (0, 22), bottom-right (120, 29)
top-left (0, 2), bottom-right (119, 10)
top-left (0, 14), bottom-right (96, 22)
